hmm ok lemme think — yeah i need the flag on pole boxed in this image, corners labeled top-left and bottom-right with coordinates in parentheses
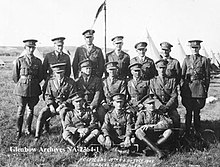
top-left (177, 39), bottom-right (186, 66)
top-left (91, 1), bottom-right (106, 28)
top-left (210, 50), bottom-right (220, 67)
top-left (145, 28), bottom-right (161, 62)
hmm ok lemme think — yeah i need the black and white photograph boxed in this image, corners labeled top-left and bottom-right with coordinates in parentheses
top-left (0, 0), bottom-right (220, 166)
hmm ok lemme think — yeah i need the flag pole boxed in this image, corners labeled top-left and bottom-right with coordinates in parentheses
top-left (104, 0), bottom-right (107, 60)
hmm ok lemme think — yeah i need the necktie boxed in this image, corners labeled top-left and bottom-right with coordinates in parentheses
top-left (26, 56), bottom-right (32, 65)
top-left (85, 76), bottom-right (88, 83)
top-left (58, 53), bottom-right (61, 60)
top-left (162, 77), bottom-right (165, 85)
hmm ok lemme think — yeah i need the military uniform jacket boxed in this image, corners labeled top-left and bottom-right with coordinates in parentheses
top-left (102, 108), bottom-right (132, 138)
top-left (106, 50), bottom-right (131, 79)
top-left (45, 76), bottom-right (76, 106)
top-left (150, 76), bottom-right (178, 110)
top-left (130, 56), bottom-right (157, 80)
top-left (13, 55), bottom-right (43, 97)
top-left (102, 77), bottom-right (127, 104)
top-left (135, 110), bottom-right (173, 130)
top-left (64, 108), bottom-right (98, 134)
top-left (72, 45), bottom-right (105, 79)
top-left (127, 78), bottom-right (149, 105)
top-left (163, 56), bottom-right (182, 85)
top-left (42, 51), bottom-right (71, 80)
top-left (76, 75), bottom-right (102, 108)
top-left (181, 54), bottom-right (210, 98)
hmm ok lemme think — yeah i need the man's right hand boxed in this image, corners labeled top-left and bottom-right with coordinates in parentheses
top-left (49, 105), bottom-right (56, 116)
top-left (141, 125), bottom-right (154, 131)
top-left (105, 136), bottom-right (112, 149)
top-left (77, 128), bottom-right (89, 137)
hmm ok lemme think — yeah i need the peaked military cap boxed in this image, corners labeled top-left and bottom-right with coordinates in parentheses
top-left (155, 59), bottom-right (168, 68)
top-left (111, 36), bottom-right (124, 44)
top-left (82, 29), bottom-right (95, 37)
top-left (188, 40), bottom-right (203, 48)
top-left (71, 92), bottom-right (84, 102)
top-left (111, 93), bottom-right (126, 102)
top-left (51, 62), bottom-right (66, 73)
top-left (79, 59), bottom-right (92, 68)
top-left (129, 62), bottom-right (142, 71)
top-left (51, 37), bottom-right (65, 45)
top-left (23, 39), bottom-right (38, 47)
top-left (135, 42), bottom-right (147, 49)
top-left (160, 42), bottom-right (173, 50)
top-left (105, 61), bottom-right (118, 70)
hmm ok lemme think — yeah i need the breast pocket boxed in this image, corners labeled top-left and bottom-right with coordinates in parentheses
top-left (32, 64), bottom-right (39, 75)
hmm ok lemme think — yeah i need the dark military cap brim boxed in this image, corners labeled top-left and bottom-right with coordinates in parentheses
top-left (111, 93), bottom-right (126, 102)
top-left (71, 92), bottom-right (84, 102)
top-left (188, 40), bottom-right (203, 48)
top-left (23, 39), bottom-right (38, 47)
top-left (160, 42), bottom-right (173, 50)
top-left (82, 29), bottom-right (95, 37)
top-left (135, 42), bottom-right (148, 49)
top-left (78, 59), bottom-right (92, 68)
top-left (128, 62), bottom-right (142, 70)
top-left (51, 37), bottom-right (65, 45)
top-left (111, 36), bottom-right (124, 43)
top-left (51, 62), bottom-right (66, 68)
top-left (105, 61), bottom-right (118, 70)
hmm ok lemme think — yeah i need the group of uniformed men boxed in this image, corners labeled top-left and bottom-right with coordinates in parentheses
top-left (12, 29), bottom-right (210, 159)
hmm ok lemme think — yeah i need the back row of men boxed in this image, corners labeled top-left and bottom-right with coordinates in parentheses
top-left (12, 29), bottom-right (210, 157)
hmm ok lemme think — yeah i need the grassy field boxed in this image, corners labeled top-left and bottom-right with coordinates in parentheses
top-left (0, 65), bottom-right (220, 167)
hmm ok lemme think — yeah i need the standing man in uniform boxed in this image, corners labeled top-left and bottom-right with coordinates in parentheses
top-left (62, 92), bottom-right (100, 147)
top-left (160, 42), bottom-right (181, 85)
top-left (12, 39), bottom-right (43, 140)
top-left (97, 93), bottom-right (133, 150)
top-left (130, 42), bottom-right (157, 81)
top-left (106, 36), bottom-right (131, 79)
top-left (76, 59), bottom-right (103, 123)
top-left (181, 40), bottom-right (210, 134)
top-left (150, 59), bottom-right (180, 128)
top-left (72, 29), bottom-right (105, 79)
top-left (35, 63), bottom-right (76, 142)
top-left (43, 37), bottom-right (71, 80)
top-left (42, 37), bottom-right (71, 100)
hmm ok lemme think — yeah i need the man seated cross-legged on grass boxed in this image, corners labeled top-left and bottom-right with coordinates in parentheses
top-left (34, 62), bottom-right (76, 142)
top-left (135, 95), bottom-right (173, 159)
top-left (97, 93), bottom-right (134, 151)
top-left (62, 92), bottom-right (100, 147)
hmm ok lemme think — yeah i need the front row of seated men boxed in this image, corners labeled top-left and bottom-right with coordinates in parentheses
top-left (62, 92), bottom-right (173, 159)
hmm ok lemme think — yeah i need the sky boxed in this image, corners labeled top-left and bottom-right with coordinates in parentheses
top-left (0, 0), bottom-right (220, 56)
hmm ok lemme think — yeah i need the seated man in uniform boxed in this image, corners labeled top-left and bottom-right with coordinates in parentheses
top-left (76, 59), bottom-right (103, 124)
top-left (100, 61), bottom-right (127, 122)
top-left (62, 92), bottom-right (100, 147)
top-left (135, 95), bottom-right (173, 159)
top-left (97, 93), bottom-right (134, 150)
top-left (127, 62), bottom-right (150, 122)
top-left (149, 59), bottom-right (180, 128)
top-left (35, 62), bottom-right (76, 142)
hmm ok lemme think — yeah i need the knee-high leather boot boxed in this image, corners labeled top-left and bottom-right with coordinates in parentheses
top-left (16, 106), bottom-right (25, 140)
top-left (25, 109), bottom-right (34, 135)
